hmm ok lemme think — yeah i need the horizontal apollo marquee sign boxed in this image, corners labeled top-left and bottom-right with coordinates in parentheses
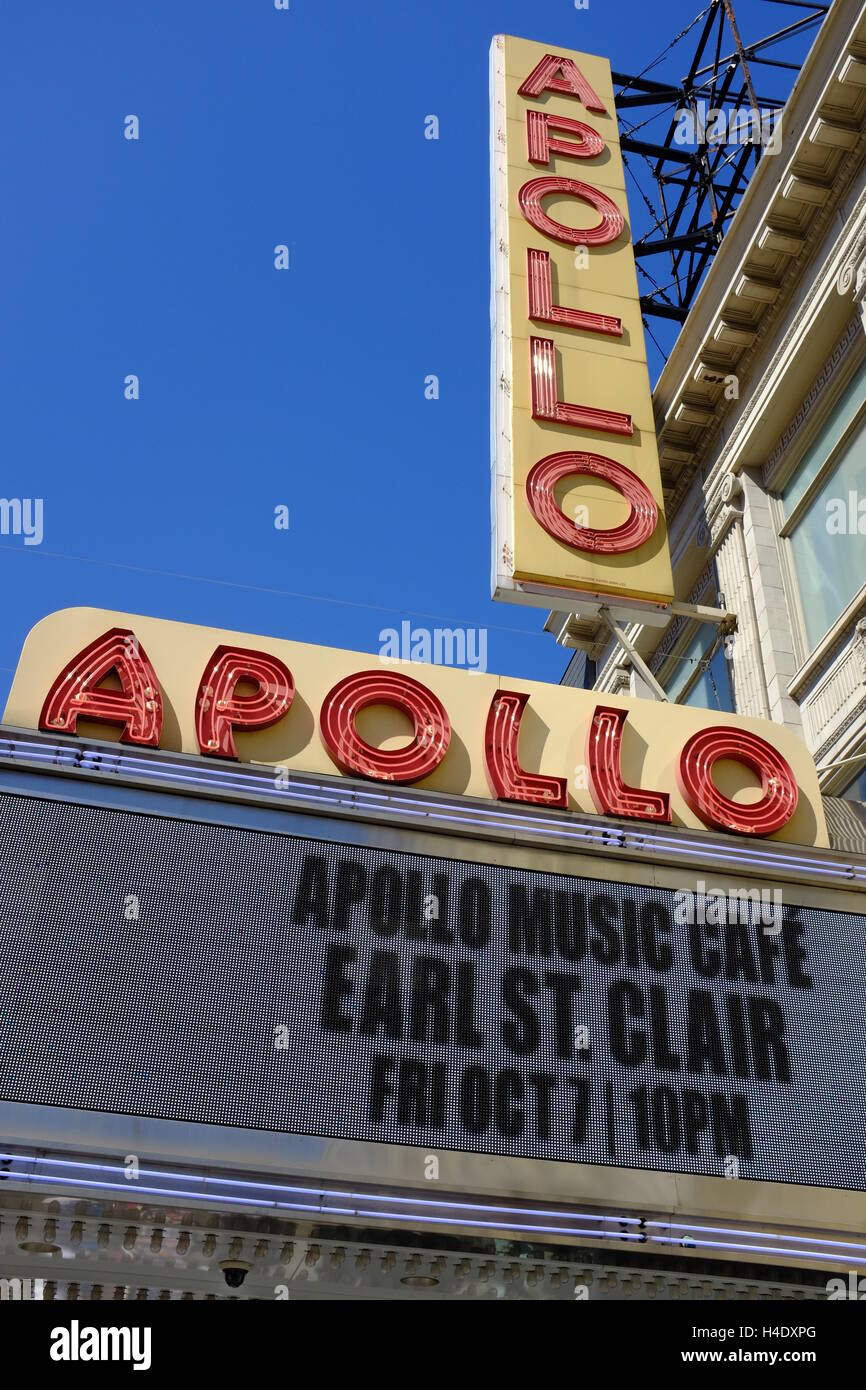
top-left (490, 35), bottom-right (675, 611)
top-left (0, 792), bottom-right (862, 1190)
top-left (3, 608), bottom-right (828, 846)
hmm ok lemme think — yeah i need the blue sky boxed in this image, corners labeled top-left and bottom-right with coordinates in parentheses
top-left (0, 0), bottom-right (802, 708)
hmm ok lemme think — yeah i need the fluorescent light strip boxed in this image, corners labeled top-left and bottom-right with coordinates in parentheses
top-left (87, 760), bottom-right (866, 874)
top-left (647, 1221), bottom-right (866, 1254)
top-left (0, 1151), bottom-right (641, 1226)
top-left (3, 733), bottom-right (862, 883)
top-left (0, 1169), bottom-right (647, 1242)
top-left (0, 1169), bottom-right (276, 1208)
top-left (1, 1164), bottom-right (854, 1262)
top-left (1, 1152), bottom-right (859, 1264)
top-left (347, 1210), bottom-right (646, 1240)
top-left (282, 777), bottom-right (860, 875)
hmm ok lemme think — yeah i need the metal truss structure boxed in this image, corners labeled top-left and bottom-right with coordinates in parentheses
top-left (612, 0), bottom-right (828, 334)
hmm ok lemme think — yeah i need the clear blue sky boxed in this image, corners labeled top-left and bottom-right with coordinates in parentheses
top-left (0, 0), bottom-right (801, 708)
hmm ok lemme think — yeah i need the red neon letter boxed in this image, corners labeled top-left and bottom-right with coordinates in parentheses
top-left (39, 627), bottom-right (162, 747)
top-left (320, 670), bottom-right (450, 783)
top-left (526, 451), bottom-right (658, 553)
top-left (526, 111), bottom-right (605, 165)
top-left (586, 706), bottom-right (670, 823)
top-left (531, 336), bottom-right (632, 435)
top-left (518, 54), bottom-right (607, 113)
top-left (484, 690), bottom-right (567, 808)
top-left (196, 645), bottom-right (294, 758)
top-left (528, 249), bottom-right (622, 337)
top-left (677, 727), bottom-right (799, 836)
top-left (519, 177), bottom-right (623, 247)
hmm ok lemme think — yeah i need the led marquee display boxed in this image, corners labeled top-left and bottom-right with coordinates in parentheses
top-left (0, 791), bottom-right (863, 1192)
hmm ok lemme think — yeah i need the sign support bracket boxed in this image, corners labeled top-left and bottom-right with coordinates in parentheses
top-left (598, 607), bottom-right (670, 702)
top-left (549, 599), bottom-right (737, 702)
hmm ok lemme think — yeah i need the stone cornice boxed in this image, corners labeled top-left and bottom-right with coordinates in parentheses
top-left (718, 186), bottom-right (866, 474)
top-left (652, 1), bottom-right (866, 514)
top-left (763, 314), bottom-right (863, 487)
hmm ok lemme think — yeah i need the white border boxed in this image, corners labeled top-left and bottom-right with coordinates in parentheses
top-left (490, 35), bottom-right (515, 603)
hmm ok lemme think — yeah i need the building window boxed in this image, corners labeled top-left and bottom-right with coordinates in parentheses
top-left (663, 624), bottom-right (733, 712)
top-left (779, 358), bottom-right (866, 652)
top-left (842, 764), bottom-right (866, 803)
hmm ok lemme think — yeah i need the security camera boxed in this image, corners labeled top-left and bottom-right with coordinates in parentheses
top-left (219, 1260), bottom-right (251, 1289)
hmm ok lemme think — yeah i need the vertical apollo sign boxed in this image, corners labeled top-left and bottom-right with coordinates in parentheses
top-left (491, 36), bottom-right (675, 612)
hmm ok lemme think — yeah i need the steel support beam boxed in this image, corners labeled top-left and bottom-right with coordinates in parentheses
top-left (610, 0), bottom-right (825, 321)
top-left (597, 609), bottom-right (670, 702)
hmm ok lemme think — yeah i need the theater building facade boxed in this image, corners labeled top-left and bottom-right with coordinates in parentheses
top-left (562, 0), bottom-right (866, 836)
top-left (0, 10), bottom-right (864, 1304)
top-left (0, 594), bottom-right (861, 1301)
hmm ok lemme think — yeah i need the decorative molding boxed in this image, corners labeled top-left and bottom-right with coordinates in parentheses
top-left (801, 621), bottom-right (866, 775)
top-left (813, 694), bottom-right (866, 769)
top-left (836, 210), bottom-right (866, 327)
top-left (721, 181), bottom-right (866, 467)
top-left (660, 156), bottom-right (866, 520)
top-left (610, 667), bottom-right (631, 696)
top-left (706, 500), bottom-right (742, 552)
top-left (803, 642), bottom-right (866, 745)
top-left (856, 617), bottom-right (866, 682)
top-left (763, 314), bottom-right (862, 486)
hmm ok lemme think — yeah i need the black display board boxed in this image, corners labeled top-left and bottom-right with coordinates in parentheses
top-left (0, 792), bottom-right (863, 1189)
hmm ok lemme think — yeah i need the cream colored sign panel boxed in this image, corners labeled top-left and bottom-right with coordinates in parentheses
top-left (4, 606), bottom-right (829, 848)
top-left (491, 34), bottom-right (675, 611)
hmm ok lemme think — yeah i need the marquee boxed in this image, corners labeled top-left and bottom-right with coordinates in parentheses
top-left (490, 35), bottom-right (675, 612)
top-left (3, 606), bottom-right (829, 846)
